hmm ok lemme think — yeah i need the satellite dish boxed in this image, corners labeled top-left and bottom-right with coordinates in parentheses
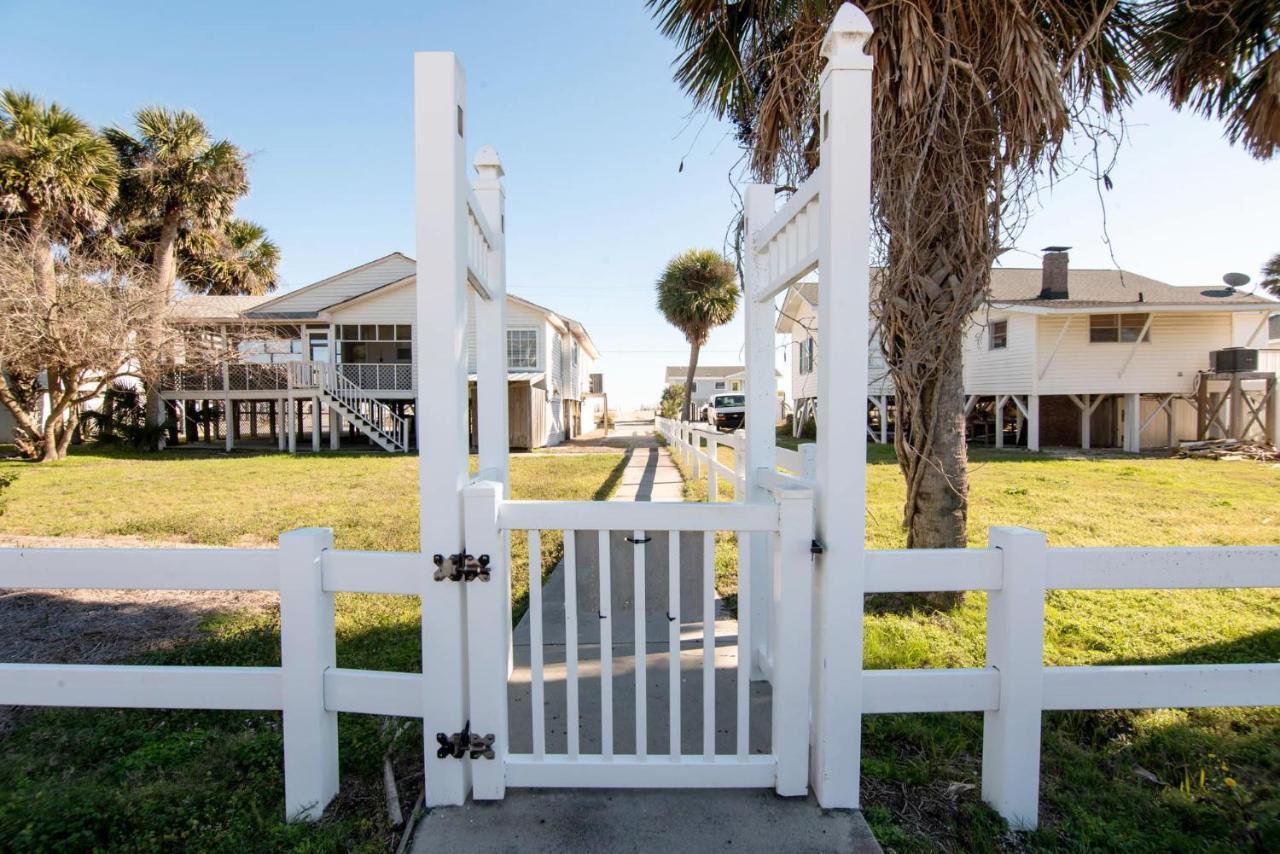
top-left (1223, 272), bottom-right (1251, 288)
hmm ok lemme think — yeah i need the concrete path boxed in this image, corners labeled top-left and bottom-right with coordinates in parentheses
top-left (411, 412), bottom-right (878, 852)
top-left (415, 789), bottom-right (881, 853)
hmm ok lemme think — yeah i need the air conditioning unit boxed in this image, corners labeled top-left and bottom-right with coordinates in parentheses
top-left (1210, 347), bottom-right (1258, 373)
top-left (589, 373), bottom-right (604, 394)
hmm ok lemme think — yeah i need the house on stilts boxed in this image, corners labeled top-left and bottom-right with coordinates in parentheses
top-left (161, 252), bottom-right (603, 452)
top-left (778, 248), bottom-right (1279, 451)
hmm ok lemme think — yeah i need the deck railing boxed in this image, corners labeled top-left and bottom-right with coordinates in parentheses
top-left (161, 361), bottom-right (415, 394)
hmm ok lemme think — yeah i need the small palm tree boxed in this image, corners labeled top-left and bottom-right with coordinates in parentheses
top-left (656, 249), bottom-right (739, 421)
top-left (1261, 252), bottom-right (1280, 297)
top-left (0, 89), bottom-right (118, 298)
top-left (106, 107), bottom-right (248, 300)
top-left (106, 107), bottom-right (249, 444)
top-left (182, 218), bottom-right (280, 295)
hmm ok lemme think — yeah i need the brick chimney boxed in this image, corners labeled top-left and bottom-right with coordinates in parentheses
top-left (1040, 246), bottom-right (1070, 300)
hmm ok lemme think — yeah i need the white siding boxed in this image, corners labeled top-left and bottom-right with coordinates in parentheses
top-left (1231, 310), bottom-right (1274, 348)
top-left (785, 295), bottom-right (891, 399)
top-left (789, 295), bottom-right (819, 401)
top-left (326, 279), bottom-right (415, 323)
top-left (1035, 311), bottom-right (1232, 395)
top-left (963, 311), bottom-right (1036, 395)
top-left (465, 292), bottom-right (547, 374)
top-left (550, 328), bottom-right (563, 394)
top-left (257, 255), bottom-right (416, 315)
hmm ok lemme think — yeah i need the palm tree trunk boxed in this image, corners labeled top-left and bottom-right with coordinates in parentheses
top-left (682, 340), bottom-right (702, 422)
top-left (894, 334), bottom-right (969, 605)
top-left (143, 210), bottom-right (182, 449)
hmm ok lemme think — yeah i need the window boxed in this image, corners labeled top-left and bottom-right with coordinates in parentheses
top-left (714, 381), bottom-right (726, 390)
top-left (799, 336), bottom-right (815, 374)
top-left (1269, 313), bottom-right (1280, 341)
top-left (507, 328), bottom-right (538, 370)
top-left (990, 320), bottom-right (1008, 350)
top-left (1089, 313), bottom-right (1151, 343)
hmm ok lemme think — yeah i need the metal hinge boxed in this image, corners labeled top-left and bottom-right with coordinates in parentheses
top-left (432, 552), bottom-right (491, 582)
top-left (810, 539), bottom-right (825, 555)
top-left (436, 720), bottom-right (496, 760)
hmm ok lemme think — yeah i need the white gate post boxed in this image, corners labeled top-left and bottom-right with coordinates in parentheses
top-left (463, 479), bottom-right (508, 799)
top-left (414, 51), bottom-right (472, 807)
top-left (810, 4), bottom-right (873, 809)
top-left (983, 526), bottom-right (1047, 830)
top-left (278, 527), bottom-right (338, 821)
top-left (472, 145), bottom-right (509, 490)
top-left (772, 485), bottom-right (815, 795)
top-left (744, 182), bottom-right (778, 680)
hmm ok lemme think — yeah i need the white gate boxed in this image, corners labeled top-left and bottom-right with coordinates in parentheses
top-left (412, 6), bottom-right (875, 808)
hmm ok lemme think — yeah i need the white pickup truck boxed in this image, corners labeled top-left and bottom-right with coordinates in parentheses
top-left (701, 392), bottom-right (745, 431)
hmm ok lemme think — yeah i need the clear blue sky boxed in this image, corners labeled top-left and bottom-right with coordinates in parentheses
top-left (4, 1), bottom-right (1277, 409)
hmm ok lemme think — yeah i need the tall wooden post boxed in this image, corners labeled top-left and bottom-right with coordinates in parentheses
top-left (811, 4), bottom-right (873, 809)
top-left (414, 51), bottom-right (472, 807)
top-left (744, 182), bottom-right (778, 679)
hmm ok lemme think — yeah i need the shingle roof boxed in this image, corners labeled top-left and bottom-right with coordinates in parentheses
top-left (985, 268), bottom-right (1272, 307)
top-left (171, 294), bottom-right (275, 321)
top-left (789, 268), bottom-right (1273, 308)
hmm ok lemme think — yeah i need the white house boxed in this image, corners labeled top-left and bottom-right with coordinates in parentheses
top-left (778, 249), bottom-right (1279, 451)
top-left (162, 252), bottom-right (602, 451)
top-left (664, 365), bottom-right (745, 411)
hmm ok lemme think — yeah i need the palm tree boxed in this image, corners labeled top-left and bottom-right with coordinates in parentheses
top-left (0, 91), bottom-right (119, 461)
top-left (656, 249), bottom-right (739, 421)
top-left (1137, 1), bottom-right (1280, 159)
top-left (1261, 252), bottom-right (1280, 296)
top-left (0, 89), bottom-right (118, 299)
top-left (106, 107), bottom-right (248, 442)
top-left (648, 1), bottom-right (1138, 557)
top-left (182, 218), bottom-right (280, 295)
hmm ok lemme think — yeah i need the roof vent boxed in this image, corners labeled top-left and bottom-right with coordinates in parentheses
top-left (1040, 246), bottom-right (1071, 300)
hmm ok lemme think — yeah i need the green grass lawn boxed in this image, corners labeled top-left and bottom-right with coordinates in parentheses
top-left (2, 440), bottom-right (1279, 851)
top-left (674, 435), bottom-right (1280, 851)
top-left (0, 445), bottom-right (627, 852)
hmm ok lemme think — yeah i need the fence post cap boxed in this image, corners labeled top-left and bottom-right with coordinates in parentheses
top-left (473, 145), bottom-right (504, 179)
top-left (821, 3), bottom-right (874, 70)
top-left (462, 478), bottom-right (503, 497)
top-left (279, 527), bottom-right (334, 547)
top-left (987, 526), bottom-right (1046, 545)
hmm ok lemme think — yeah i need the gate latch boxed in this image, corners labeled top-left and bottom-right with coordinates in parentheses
top-left (436, 720), bottom-right (496, 760)
top-left (432, 552), bottom-right (491, 582)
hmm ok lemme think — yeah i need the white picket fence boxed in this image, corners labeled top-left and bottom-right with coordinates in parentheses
top-left (1, 490), bottom-right (1278, 828)
top-left (655, 416), bottom-right (817, 498)
top-left (654, 415), bottom-right (1280, 829)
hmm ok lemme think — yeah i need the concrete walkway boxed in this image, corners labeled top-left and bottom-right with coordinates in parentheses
top-left (411, 413), bottom-right (878, 853)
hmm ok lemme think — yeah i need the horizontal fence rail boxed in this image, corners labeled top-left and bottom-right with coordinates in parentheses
top-left (1, 511), bottom-right (1277, 830)
top-left (0, 531), bottom-right (428, 823)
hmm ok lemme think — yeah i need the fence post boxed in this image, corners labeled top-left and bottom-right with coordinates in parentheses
top-left (463, 479), bottom-right (508, 799)
top-left (810, 5), bottom-right (873, 809)
top-left (801, 443), bottom-right (817, 480)
top-left (983, 526), bottom-right (1047, 830)
top-left (733, 428), bottom-right (746, 498)
top-left (772, 485), bottom-right (815, 795)
top-left (691, 430), bottom-right (703, 479)
top-left (278, 527), bottom-right (338, 821)
top-left (707, 435), bottom-right (719, 502)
